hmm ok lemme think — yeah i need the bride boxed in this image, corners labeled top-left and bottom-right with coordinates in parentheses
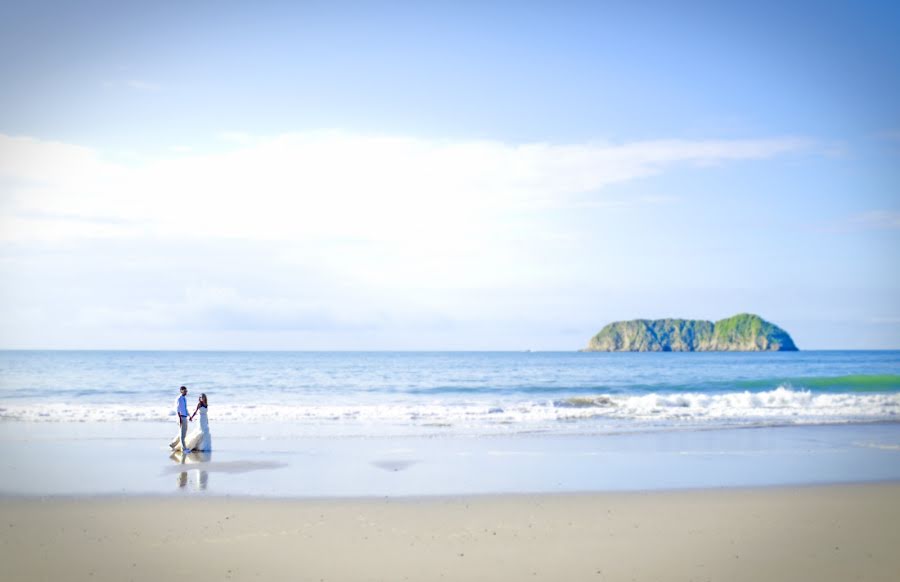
top-left (177, 393), bottom-right (212, 452)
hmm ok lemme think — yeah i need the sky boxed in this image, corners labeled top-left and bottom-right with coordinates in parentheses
top-left (0, 0), bottom-right (898, 350)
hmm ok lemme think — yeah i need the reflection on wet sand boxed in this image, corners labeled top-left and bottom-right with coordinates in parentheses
top-left (163, 451), bottom-right (287, 491)
top-left (169, 451), bottom-right (211, 491)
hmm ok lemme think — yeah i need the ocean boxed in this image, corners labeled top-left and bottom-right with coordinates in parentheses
top-left (2, 350), bottom-right (898, 436)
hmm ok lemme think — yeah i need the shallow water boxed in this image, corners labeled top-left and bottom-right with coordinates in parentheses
top-left (1, 350), bottom-right (899, 435)
top-left (1, 422), bottom-right (898, 497)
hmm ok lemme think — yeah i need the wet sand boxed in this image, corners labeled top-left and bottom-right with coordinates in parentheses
top-left (2, 483), bottom-right (899, 582)
top-left (4, 422), bottom-right (900, 497)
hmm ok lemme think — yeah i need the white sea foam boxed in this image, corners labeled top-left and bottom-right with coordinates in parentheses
top-left (1, 387), bottom-right (897, 435)
top-left (558, 386), bottom-right (899, 422)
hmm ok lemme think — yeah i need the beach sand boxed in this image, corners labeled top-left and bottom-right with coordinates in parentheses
top-left (2, 483), bottom-right (898, 582)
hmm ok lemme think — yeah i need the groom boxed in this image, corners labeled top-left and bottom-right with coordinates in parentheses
top-left (171, 385), bottom-right (191, 452)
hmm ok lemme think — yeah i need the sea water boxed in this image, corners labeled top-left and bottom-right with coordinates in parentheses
top-left (1, 350), bottom-right (898, 436)
top-left (2, 350), bottom-right (899, 495)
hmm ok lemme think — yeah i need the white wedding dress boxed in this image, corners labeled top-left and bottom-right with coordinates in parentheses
top-left (178, 406), bottom-right (212, 452)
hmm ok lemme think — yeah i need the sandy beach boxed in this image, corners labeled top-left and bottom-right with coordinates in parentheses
top-left (2, 483), bottom-right (898, 582)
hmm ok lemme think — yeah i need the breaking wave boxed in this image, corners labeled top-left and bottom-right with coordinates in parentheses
top-left (2, 386), bottom-right (897, 436)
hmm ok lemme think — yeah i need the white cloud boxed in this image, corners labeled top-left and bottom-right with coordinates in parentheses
top-left (0, 130), bottom-right (815, 297)
top-left (0, 130), bottom-right (811, 246)
top-left (217, 131), bottom-right (259, 145)
top-left (0, 130), bottom-right (819, 347)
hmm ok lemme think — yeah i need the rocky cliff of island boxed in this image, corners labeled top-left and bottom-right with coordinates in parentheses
top-left (582, 313), bottom-right (798, 352)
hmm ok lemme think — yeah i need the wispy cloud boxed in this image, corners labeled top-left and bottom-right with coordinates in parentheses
top-left (101, 79), bottom-right (161, 91)
top-left (851, 210), bottom-right (900, 230)
top-left (125, 79), bottom-right (161, 91)
top-left (73, 285), bottom-right (378, 332)
top-left (874, 129), bottom-right (900, 142)
top-left (217, 131), bottom-right (258, 145)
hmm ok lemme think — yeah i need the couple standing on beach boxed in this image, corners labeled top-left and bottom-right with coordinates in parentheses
top-left (170, 385), bottom-right (212, 452)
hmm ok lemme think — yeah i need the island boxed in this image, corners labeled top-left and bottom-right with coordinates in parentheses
top-left (582, 313), bottom-right (798, 352)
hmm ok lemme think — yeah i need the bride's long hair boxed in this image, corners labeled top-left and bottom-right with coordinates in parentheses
top-left (200, 393), bottom-right (208, 407)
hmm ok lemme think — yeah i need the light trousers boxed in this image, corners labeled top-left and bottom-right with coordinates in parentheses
top-left (170, 416), bottom-right (188, 450)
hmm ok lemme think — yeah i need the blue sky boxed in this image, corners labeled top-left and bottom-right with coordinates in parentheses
top-left (1, 0), bottom-right (898, 349)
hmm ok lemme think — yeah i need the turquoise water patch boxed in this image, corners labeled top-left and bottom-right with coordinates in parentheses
top-left (735, 374), bottom-right (900, 393)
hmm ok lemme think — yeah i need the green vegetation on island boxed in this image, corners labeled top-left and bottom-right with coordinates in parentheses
top-left (582, 313), bottom-right (798, 352)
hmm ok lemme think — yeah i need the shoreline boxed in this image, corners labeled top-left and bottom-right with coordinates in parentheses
top-left (2, 422), bottom-right (899, 497)
top-left (3, 483), bottom-right (898, 581)
top-left (3, 476), bottom-right (900, 501)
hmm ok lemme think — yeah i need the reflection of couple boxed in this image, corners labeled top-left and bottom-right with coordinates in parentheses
top-left (170, 449), bottom-right (211, 490)
top-left (169, 385), bottom-right (212, 452)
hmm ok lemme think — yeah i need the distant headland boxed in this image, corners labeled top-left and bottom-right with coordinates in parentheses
top-left (582, 313), bottom-right (798, 352)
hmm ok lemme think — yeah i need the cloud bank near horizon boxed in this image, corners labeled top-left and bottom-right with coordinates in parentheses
top-left (7, 130), bottom-right (890, 349)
